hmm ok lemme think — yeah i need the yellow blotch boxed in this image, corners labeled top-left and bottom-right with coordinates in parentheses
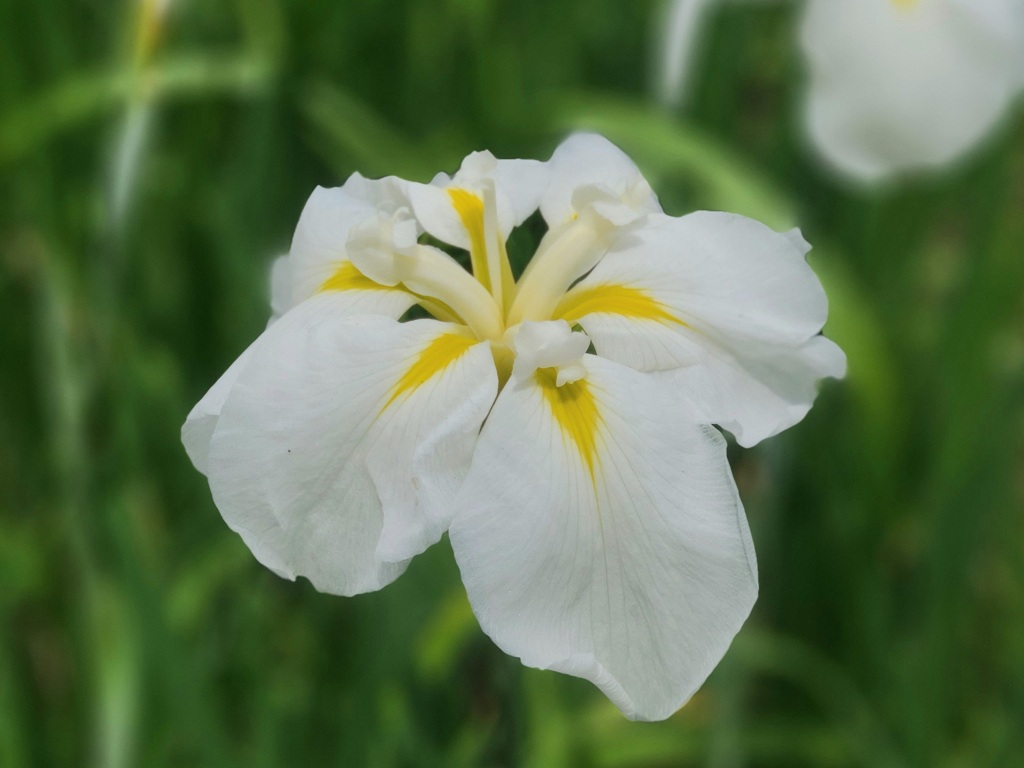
top-left (382, 333), bottom-right (477, 412)
top-left (891, 0), bottom-right (918, 8)
top-left (555, 284), bottom-right (681, 326)
top-left (318, 261), bottom-right (393, 293)
top-left (447, 188), bottom-right (490, 287)
top-left (536, 368), bottom-right (602, 482)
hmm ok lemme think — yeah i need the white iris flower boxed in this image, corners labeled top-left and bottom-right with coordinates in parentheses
top-left (182, 134), bottom-right (845, 721)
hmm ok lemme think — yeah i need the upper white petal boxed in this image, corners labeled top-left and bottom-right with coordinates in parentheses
top-left (800, 0), bottom-right (1024, 180)
top-left (450, 355), bottom-right (757, 721)
top-left (405, 182), bottom-right (471, 250)
top-left (540, 133), bottom-right (662, 228)
top-left (199, 294), bottom-right (497, 595)
top-left (407, 152), bottom-right (547, 249)
top-left (488, 156), bottom-right (549, 230)
top-left (559, 211), bottom-right (845, 446)
top-left (279, 175), bottom-right (417, 312)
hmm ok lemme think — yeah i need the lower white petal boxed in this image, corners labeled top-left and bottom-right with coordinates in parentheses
top-left (450, 355), bottom-right (757, 721)
top-left (202, 294), bottom-right (497, 596)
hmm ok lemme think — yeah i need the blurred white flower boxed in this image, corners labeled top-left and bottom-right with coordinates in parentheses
top-left (660, 0), bottom-right (1024, 182)
top-left (183, 134), bottom-right (843, 720)
top-left (802, 0), bottom-right (1024, 180)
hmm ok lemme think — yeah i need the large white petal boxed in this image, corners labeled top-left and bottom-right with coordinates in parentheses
top-left (800, 0), bottom-right (1024, 181)
top-left (182, 343), bottom-right (258, 475)
top-left (201, 294), bottom-right (498, 595)
top-left (183, 274), bottom-right (419, 475)
top-left (555, 212), bottom-right (845, 447)
top-left (450, 356), bottom-right (757, 721)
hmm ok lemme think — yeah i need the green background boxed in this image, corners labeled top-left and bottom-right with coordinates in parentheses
top-left (2, 1), bottom-right (1022, 766)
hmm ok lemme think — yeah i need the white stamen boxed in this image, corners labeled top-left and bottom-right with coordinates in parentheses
top-left (511, 320), bottom-right (591, 385)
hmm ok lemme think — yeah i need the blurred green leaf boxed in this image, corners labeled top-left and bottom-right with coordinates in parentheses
top-left (90, 579), bottom-right (142, 768)
top-left (302, 81), bottom-right (461, 181)
top-left (415, 587), bottom-right (478, 682)
top-left (811, 248), bottom-right (903, 470)
top-left (733, 629), bottom-right (905, 768)
top-left (0, 55), bottom-right (268, 167)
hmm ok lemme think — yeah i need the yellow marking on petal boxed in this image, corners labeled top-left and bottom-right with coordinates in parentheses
top-left (536, 368), bottom-right (601, 483)
top-left (318, 261), bottom-right (394, 293)
top-left (891, 0), bottom-right (918, 9)
top-left (318, 262), bottom-right (468, 325)
top-left (448, 187), bottom-right (490, 288)
top-left (555, 284), bottom-right (683, 326)
top-left (382, 332), bottom-right (477, 412)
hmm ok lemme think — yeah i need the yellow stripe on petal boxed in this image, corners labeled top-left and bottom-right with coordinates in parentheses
top-left (536, 368), bottom-right (601, 482)
top-left (318, 261), bottom-right (394, 293)
top-left (382, 332), bottom-right (477, 412)
top-left (318, 262), bottom-right (468, 325)
top-left (448, 188), bottom-right (490, 287)
top-left (555, 284), bottom-right (682, 326)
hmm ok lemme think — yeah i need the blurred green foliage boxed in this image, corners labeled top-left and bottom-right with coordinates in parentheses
top-left (2, 1), bottom-right (1023, 766)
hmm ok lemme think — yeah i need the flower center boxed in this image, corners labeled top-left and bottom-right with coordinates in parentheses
top-left (341, 177), bottom-right (654, 386)
top-left (345, 209), bottom-right (504, 342)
